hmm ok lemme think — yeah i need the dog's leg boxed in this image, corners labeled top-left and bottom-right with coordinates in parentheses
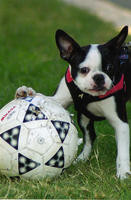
top-left (91, 97), bottom-right (131, 179)
top-left (51, 77), bottom-right (73, 108)
top-left (116, 122), bottom-right (131, 179)
top-left (75, 114), bottom-right (96, 162)
top-left (108, 98), bottom-right (131, 179)
top-left (110, 118), bottom-right (131, 179)
top-left (105, 100), bottom-right (130, 180)
top-left (15, 77), bottom-right (72, 108)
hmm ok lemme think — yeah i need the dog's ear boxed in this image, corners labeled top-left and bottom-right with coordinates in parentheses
top-left (55, 29), bottom-right (81, 61)
top-left (104, 26), bottom-right (128, 50)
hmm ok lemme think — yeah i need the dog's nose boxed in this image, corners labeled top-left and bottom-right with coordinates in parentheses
top-left (93, 74), bottom-right (105, 86)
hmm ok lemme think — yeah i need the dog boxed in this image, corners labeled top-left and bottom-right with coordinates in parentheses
top-left (16, 26), bottom-right (131, 179)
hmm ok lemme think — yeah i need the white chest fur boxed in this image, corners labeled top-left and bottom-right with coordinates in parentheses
top-left (87, 96), bottom-right (117, 120)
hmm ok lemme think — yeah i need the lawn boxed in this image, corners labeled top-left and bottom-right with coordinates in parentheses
top-left (0, 0), bottom-right (131, 199)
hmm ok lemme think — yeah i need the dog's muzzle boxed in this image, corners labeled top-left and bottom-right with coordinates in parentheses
top-left (93, 74), bottom-right (105, 86)
top-left (92, 74), bottom-right (106, 91)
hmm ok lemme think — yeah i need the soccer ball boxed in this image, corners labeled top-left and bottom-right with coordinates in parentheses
top-left (0, 95), bottom-right (78, 179)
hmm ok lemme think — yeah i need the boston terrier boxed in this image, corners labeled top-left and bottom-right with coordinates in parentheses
top-left (16, 26), bottom-right (131, 179)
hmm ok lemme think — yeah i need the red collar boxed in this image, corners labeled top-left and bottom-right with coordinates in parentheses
top-left (66, 67), bottom-right (73, 83)
top-left (99, 74), bottom-right (125, 98)
top-left (66, 67), bottom-right (125, 99)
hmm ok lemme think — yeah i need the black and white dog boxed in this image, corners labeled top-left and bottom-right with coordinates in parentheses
top-left (16, 26), bottom-right (131, 179)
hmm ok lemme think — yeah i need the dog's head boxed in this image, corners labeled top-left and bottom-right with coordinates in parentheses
top-left (55, 26), bottom-right (128, 96)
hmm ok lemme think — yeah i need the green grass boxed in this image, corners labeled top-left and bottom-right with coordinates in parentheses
top-left (0, 0), bottom-right (131, 199)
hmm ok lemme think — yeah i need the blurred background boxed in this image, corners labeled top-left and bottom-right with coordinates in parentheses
top-left (108, 0), bottom-right (131, 9)
top-left (0, 0), bottom-right (130, 107)
top-left (63, 0), bottom-right (131, 34)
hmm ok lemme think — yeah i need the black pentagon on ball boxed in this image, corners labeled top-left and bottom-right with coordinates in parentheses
top-left (23, 104), bottom-right (48, 123)
top-left (45, 147), bottom-right (64, 168)
top-left (51, 120), bottom-right (70, 143)
top-left (0, 125), bottom-right (21, 150)
top-left (18, 153), bottom-right (41, 175)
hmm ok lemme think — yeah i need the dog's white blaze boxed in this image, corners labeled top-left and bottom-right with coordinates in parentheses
top-left (74, 45), bottom-right (102, 93)
top-left (80, 44), bottom-right (101, 70)
top-left (74, 44), bottom-right (112, 95)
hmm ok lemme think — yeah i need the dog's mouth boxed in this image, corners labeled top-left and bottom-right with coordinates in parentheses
top-left (89, 86), bottom-right (108, 93)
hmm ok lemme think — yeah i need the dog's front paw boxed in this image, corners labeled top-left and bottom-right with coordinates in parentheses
top-left (74, 144), bottom-right (91, 164)
top-left (15, 86), bottom-right (36, 99)
top-left (117, 170), bottom-right (131, 180)
top-left (73, 152), bottom-right (89, 164)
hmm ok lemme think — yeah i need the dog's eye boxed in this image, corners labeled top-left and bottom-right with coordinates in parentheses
top-left (80, 67), bottom-right (90, 74)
